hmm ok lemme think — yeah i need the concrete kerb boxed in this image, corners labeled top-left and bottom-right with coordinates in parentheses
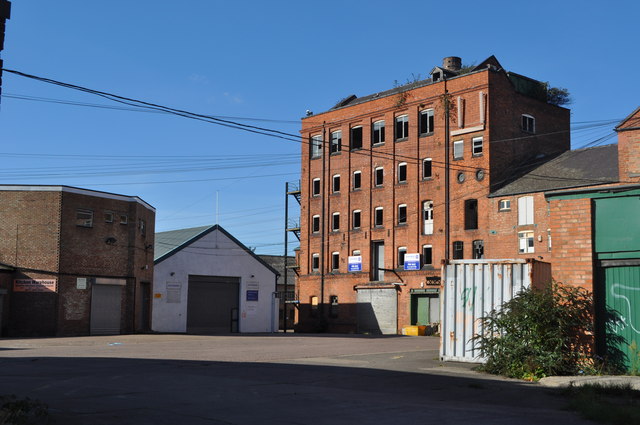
top-left (539, 375), bottom-right (640, 390)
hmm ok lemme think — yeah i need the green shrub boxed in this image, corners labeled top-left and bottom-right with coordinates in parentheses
top-left (474, 283), bottom-right (594, 380)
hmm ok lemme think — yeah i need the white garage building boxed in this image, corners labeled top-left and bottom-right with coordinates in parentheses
top-left (152, 225), bottom-right (279, 333)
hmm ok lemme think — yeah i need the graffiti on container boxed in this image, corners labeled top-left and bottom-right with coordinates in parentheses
top-left (461, 287), bottom-right (477, 310)
top-left (611, 283), bottom-right (640, 335)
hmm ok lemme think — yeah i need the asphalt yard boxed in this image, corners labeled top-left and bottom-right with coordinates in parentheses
top-left (0, 333), bottom-right (591, 424)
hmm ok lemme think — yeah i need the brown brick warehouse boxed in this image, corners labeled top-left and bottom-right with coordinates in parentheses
top-left (0, 186), bottom-right (155, 336)
top-left (295, 56), bottom-right (572, 334)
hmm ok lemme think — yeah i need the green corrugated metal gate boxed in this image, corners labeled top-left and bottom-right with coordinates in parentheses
top-left (598, 265), bottom-right (640, 371)
top-left (593, 193), bottom-right (640, 371)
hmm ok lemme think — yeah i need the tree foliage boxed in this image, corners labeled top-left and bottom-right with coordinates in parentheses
top-left (546, 85), bottom-right (572, 106)
top-left (474, 283), bottom-right (593, 380)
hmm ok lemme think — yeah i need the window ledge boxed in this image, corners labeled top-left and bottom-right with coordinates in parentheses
top-left (419, 132), bottom-right (434, 138)
top-left (330, 152), bottom-right (342, 156)
top-left (372, 142), bottom-right (385, 147)
top-left (395, 138), bottom-right (408, 143)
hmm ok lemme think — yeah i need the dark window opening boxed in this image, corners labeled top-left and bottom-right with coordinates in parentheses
top-left (398, 204), bottom-right (407, 225)
top-left (395, 115), bottom-right (409, 140)
top-left (420, 109), bottom-right (434, 135)
top-left (331, 252), bottom-right (339, 271)
top-left (375, 168), bottom-right (384, 186)
top-left (473, 240), bottom-right (484, 259)
top-left (330, 130), bottom-right (342, 154)
top-left (353, 171), bottom-right (361, 190)
top-left (422, 245), bottom-right (433, 266)
top-left (398, 163), bottom-right (407, 183)
top-left (372, 121), bottom-right (385, 144)
top-left (398, 247), bottom-right (407, 268)
top-left (453, 241), bottom-right (464, 259)
top-left (332, 175), bottom-right (340, 193)
top-left (374, 208), bottom-right (383, 227)
top-left (464, 199), bottom-right (478, 230)
top-left (312, 179), bottom-right (320, 196)
top-left (423, 159), bottom-right (432, 179)
top-left (350, 126), bottom-right (363, 150)
top-left (352, 210), bottom-right (361, 229)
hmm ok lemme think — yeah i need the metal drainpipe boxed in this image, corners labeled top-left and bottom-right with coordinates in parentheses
top-left (320, 123), bottom-right (326, 320)
top-left (444, 80), bottom-right (451, 260)
top-left (283, 181), bottom-right (289, 333)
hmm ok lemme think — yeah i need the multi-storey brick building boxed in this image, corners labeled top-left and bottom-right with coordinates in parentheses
top-left (296, 55), bottom-right (571, 334)
top-left (0, 185), bottom-right (155, 336)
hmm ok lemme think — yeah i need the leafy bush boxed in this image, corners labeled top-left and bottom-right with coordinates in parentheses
top-left (474, 283), bottom-right (593, 380)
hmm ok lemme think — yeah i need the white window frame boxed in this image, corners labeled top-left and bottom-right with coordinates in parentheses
top-left (422, 158), bottom-right (432, 179)
top-left (372, 120), bottom-right (385, 145)
top-left (522, 114), bottom-right (535, 133)
top-left (518, 196), bottom-right (534, 225)
top-left (374, 167), bottom-right (384, 187)
top-left (422, 244), bottom-right (433, 267)
top-left (311, 134), bottom-right (322, 158)
top-left (330, 130), bottom-right (342, 154)
top-left (395, 114), bottom-right (409, 141)
top-left (104, 211), bottom-right (114, 223)
top-left (374, 207), bottom-right (384, 227)
top-left (397, 162), bottom-right (407, 183)
top-left (76, 209), bottom-right (93, 228)
top-left (420, 109), bottom-right (434, 135)
top-left (352, 209), bottom-right (361, 230)
top-left (397, 246), bottom-right (407, 268)
top-left (422, 200), bottom-right (434, 235)
top-left (331, 252), bottom-right (340, 271)
top-left (472, 136), bottom-right (483, 156)
top-left (350, 126), bottom-right (363, 150)
top-left (453, 140), bottom-right (464, 159)
top-left (332, 174), bottom-right (341, 193)
top-left (312, 178), bottom-right (321, 197)
top-left (518, 231), bottom-right (535, 254)
top-left (312, 215), bottom-right (320, 233)
top-left (332, 212), bottom-right (340, 231)
top-left (398, 204), bottom-right (407, 225)
top-left (353, 170), bottom-right (362, 190)
top-left (499, 199), bottom-right (511, 211)
top-left (312, 253), bottom-right (320, 271)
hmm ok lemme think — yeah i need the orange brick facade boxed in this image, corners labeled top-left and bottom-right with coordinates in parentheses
top-left (296, 58), bottom-right (570, 333)
top-left (617, 108), bottom-right (640, 184)
top-left (0, 186), bottom-right (155, 336)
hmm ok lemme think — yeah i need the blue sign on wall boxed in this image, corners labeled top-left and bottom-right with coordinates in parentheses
top-left (404, 253), bottom-right (421, 271)
top-left (348, 256), bottom-right (362, 272)
top-left (246, 290), bottom-right (259, 301)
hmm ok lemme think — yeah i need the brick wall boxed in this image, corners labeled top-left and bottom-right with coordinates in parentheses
top-left (548, 198), bottom-right (594, 290)
top-left (297, 64), bottom-right (570, 333)
top-left (0, 187), bottom-right (155, 336)
top-left (617, 108), bottom-right (640, 183)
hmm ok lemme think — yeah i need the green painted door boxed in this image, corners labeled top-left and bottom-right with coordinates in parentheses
top-left (602, 265), bottom-right (640, 371)
top-left (414, 295), bottom-right (429, 325)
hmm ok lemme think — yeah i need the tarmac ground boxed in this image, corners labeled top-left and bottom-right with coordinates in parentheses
top-left (0, 333), bottom-right (621, 424)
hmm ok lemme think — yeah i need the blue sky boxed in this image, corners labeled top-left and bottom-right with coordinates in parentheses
top-left (0, 1), bottom-right (637, 255)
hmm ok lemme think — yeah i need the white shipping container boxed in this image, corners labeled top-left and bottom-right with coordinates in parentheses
top-left (440, 259), bottom-right (551, 363)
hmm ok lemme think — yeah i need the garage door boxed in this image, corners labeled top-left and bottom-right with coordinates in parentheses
top-left (356, 288), bottom-right (397, 335)
top-left (90, 279), bottom-right (125, 335)
top-left (187, 275), bottom-right (239, 334)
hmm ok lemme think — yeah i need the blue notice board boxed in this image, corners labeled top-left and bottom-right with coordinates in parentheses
top-left (246, 290), bottom-right (259, 301)
top-left (348, 256), bottom-right (362, 272)
top-left (404, 253), bottom-right (421, 271)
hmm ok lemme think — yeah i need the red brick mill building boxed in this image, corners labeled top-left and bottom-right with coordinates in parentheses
top-left (0, 185), bottom-right (155, 336)
top-left (295, 55), bottom-right (572, 334)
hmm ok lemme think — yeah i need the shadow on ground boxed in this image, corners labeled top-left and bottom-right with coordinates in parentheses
top-left (0, 355), bottom-right (590, 425)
